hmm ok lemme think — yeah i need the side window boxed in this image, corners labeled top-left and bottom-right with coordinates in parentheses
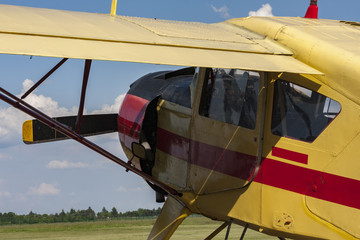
top-left (161, 75), bottom-right (194, 108)
top-left (199, 68), bottom-right (260, 129)
top-left (271, 80), bottom-right (341, 142)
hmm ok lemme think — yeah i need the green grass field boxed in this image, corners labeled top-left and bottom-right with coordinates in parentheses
top-left (0, 216), bottom-right (277, 240)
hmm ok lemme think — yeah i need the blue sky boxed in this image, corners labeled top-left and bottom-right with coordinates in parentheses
top-left (0, 0), bottom-right (359, 215)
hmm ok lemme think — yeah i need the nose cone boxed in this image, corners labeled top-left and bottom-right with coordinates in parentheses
top-left (118, 94), bottom-right (149, 149)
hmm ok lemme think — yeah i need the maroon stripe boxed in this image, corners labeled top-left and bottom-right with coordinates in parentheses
top-left (118, 116), bottom-right (141, 138)
top-left (190, 141), bottom-right (257, 180)
top-left (272, 147), bottom-right (308, 164)
top-left (156, 128), bottom-right (360, 210)
top-left (157, 128), bottom-right (257, 180)
top-left (156, 127), bottom-right (190, 161)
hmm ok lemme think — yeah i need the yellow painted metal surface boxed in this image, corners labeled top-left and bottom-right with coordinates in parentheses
top-left (231, 17), bottom-right (360, 105)
top-left (153, 100), bottom-right (191, 190)
top-left (110, 0), bottom-right (117, 16)
top-left (260, 72), bottom-right (360, 239)
top-left (260, 185), bottom-right (352, 240)
top-left (305, 119), bottom-right (360, 238)
top-left (194, 183), bottom-right (262, 227)
top-left (189, 117), bottom-right (258, 194)
top-left (0, 4), bottom-right (321, 74)
top-left (306, 196), bottom-right (360, 239)
top-left (148, 196), bottom-right (191, 240)
top-left (154, 67), bottom-right (360, 239)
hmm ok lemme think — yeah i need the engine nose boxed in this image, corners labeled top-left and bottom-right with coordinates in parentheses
top-left (118, 93), bottom-right (149, 149)
top-left (118, 67), bottom-right (195, 165)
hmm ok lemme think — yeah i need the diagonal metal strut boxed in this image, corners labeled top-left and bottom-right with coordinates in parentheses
top-left (204, 222), bottom-right (229, 240)
top-left (21, 58), bottom-right (68, 99)
top-left (240, 223), bottom-right (249, 240)
top-left (75, 59), bottom-right (92, 133)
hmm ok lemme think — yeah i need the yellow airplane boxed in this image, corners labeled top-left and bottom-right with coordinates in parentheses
top-left (0, 0), bottom-right (359, 239)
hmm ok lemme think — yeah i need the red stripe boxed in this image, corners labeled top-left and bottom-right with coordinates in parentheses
top-left (272, 147), bottom-right (308, 164)
top-left (118, 94), bottom-right (148, 122)
top-left (156, 128), bottom-right (360, 210)
top-left (256, 159), bottom-right (360, 210)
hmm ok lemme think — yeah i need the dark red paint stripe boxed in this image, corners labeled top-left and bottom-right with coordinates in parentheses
top-left (272, 147), bottom-right (308, 164)
top-left (190, 141), bottom-right (257, 181)
top-left (156, 128), bottom-right (257, 181)
top-left (118, 116), bottom-right (141, 138)
top-left (156, 127), bottom-right (190, 161)
top-left (156, 128), bottom-right (360, 210)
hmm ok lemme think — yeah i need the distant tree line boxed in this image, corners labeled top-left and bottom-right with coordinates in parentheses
top-left (0, 207), bottom-right (162, 225)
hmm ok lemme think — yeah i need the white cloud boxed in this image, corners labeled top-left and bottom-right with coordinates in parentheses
top-left (0, 79), bottom-right (76, 144)
top-left (0, 79), bottom-right (125, 145)
top-left (249, 3), bottom-right (274, 17)
top-left (211, 5), bottom-right (230, 19)
top-left (21, 79), bottom-right (34, 93)
top-left (0, 191), bottom-right (11, 197)
top-left (0, 106), bottom-right (27, 141)
top-left (46, 160), bottom-right (89, 169)
top-left (21, 79), bottom-right (76, 117)
top-left (15, 194), bottom-right (27, 203)
top-left (29, 183), bottom-right (60, 196)
top-left (91, 94), bottom-right (125, 114)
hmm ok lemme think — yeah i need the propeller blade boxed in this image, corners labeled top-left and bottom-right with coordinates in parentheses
top-left (23, 114), bottom-right (118, 144)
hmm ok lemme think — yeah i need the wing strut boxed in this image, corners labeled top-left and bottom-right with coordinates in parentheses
top-left (0, 87), bottom-right (182, 197)
top-left (21, 58), bottom-right (68, 99)
top-left (75, 59), bottom-right (91, 133)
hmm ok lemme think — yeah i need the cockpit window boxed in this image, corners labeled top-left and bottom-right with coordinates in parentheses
top-left (161, 75), bottom-right (193, 108)
top-left (271, 80), bottom-right (341, 142)
top-left (161, 67), bottom-right (196, 108)
top-left (199, 68), bottom-right (260, 129)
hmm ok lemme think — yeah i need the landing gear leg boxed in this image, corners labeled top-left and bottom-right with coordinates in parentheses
top-left (148, 196), bottom-right (191, 240)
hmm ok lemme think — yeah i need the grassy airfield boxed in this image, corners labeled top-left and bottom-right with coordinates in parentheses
top-left (0, 216), bottom-right (277, 240)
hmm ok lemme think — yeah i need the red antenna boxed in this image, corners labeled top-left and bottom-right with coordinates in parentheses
top-left (304, 0), bottom-right (318, 19)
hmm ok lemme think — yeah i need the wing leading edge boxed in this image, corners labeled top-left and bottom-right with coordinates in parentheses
top-left (0, 4), bottom-right (322, 75)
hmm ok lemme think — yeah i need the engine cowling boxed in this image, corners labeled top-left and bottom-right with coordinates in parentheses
top-left (118, 67), bottom-right (195, 173)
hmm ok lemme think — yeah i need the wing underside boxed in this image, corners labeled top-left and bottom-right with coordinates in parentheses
top-left (0, 4), bottom-right (321, 74)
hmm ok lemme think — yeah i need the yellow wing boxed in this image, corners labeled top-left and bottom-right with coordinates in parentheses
top-left (0, 4), bottom-right (321, 74)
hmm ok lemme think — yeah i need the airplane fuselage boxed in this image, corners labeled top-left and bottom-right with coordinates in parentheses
top-left (119, 17), bottom-right (360, 240)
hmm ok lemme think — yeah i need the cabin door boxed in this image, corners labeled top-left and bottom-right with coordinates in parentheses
top-left (190, 68), bottom-right (265, 194)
